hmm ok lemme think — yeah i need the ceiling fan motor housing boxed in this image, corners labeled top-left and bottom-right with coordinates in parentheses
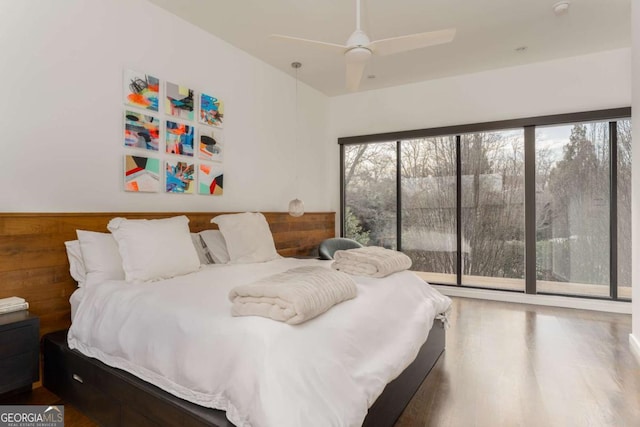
top-left (347, 29), bottom-right (371, 48)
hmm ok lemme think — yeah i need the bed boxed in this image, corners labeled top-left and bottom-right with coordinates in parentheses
top-left (34, 212), bottom-right (450, 426)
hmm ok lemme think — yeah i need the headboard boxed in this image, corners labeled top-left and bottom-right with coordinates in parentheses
top-left (0, 212), bottom-right (335, 337)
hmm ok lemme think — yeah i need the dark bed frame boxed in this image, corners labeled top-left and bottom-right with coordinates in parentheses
top-left (43, 323), bottom-right (445, 426)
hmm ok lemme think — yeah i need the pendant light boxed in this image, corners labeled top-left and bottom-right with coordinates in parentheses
top-left (288, 61), bottom-right (304, 217)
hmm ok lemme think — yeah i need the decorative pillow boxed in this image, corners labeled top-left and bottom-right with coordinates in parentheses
top-left (191, 233), bottom-right (212, 265)
top-left (198, 230), bottom-right (230, 264)
top-left (107, 216), bottom-right (200, 282)
top-left (211, 212), bottom-right (280, 264)
top-left (76, 230), bottom-right (125, 288)
top-left (64, 240), bottom-right (86, 286)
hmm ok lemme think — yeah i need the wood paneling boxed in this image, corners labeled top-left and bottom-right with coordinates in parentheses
top-left (0, 212), bottom-right (335, 337)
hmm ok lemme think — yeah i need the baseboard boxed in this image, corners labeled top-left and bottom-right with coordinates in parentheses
top-left (630, 334), bottom-right (640, 366)
top-left (432, 285), bottom-right (632, 314)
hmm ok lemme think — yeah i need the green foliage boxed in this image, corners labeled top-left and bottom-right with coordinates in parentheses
top-left (344, 207), bottom-right (370, 246)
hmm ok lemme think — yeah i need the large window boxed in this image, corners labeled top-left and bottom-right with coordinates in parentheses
top-left (340, 108), bottom-right (631, 301)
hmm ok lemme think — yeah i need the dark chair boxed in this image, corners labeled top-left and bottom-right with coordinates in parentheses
top-left (318, 238), bottom-right (364, 260)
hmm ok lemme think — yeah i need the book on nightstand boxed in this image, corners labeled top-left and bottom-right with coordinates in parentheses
top-left (0, 296), bottom-right (29, 314)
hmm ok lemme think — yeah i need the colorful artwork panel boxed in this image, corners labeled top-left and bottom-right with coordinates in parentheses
top-left (198, 127), bottom-right (224, 162)
top-left (199, 93), bottom-right (224, 127)
top-left (198, 163), bottom-right (224, 195)
top-left (165, 120), bottom-right (194, 156)
top-left (166, 82), bottom-right (195, 121)
top-left (166, 160), bottom-right (195, 194)
top-left (124, 155), bottom-right (160, 192)
top-left (124, 70), bottom-right (159, 112)
top-left (124, 110), bottom-right (160, 151)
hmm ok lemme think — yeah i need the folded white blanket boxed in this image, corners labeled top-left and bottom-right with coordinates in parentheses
top-left (228, 266), bottom-right (357, 325)
top-left (332, 246), bottom-right (412, 278)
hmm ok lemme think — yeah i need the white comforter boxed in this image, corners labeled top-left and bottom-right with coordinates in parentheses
top-left (68, 258), bottom-right (451, 427)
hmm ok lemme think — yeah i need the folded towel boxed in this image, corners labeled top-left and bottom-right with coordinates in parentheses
top-left (0, 296), bottom-right (25, 308)
top-left (331, 246), bottom-right (412, 278)
top-left (228, 266), bottom-right (357, 325)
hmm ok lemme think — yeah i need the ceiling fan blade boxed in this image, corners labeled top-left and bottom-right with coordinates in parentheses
top-left (345, 48), bottom-right (370, 91)
top-left (269, 34), bottom-right (347, 53)
top-left (369, 28), bottom-right (456, 56)
top-left (346, 60), bottom-right (366, 92)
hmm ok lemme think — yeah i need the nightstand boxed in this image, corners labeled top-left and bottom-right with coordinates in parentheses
top-left (0, 311), bottom-right (39, 396)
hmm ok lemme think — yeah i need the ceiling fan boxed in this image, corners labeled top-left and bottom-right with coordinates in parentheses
top-left (270, 0), bottom-right (456, 91)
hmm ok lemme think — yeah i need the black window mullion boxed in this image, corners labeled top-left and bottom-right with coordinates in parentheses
top-left (396, 140), bottom-right (402, 252)
top-left (610, 121), bottom-right (618, 300)
top-left (524, 126), bottom-right (537, 294)
top-left (340, 144), bottom-right (345, 237)
top-left (456, 135), bottom-right (462, 286)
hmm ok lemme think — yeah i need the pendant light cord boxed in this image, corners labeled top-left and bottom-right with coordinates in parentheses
top-left (292, 62), bottom-right (302, 193)
top-left (288, 62), bottom-right (304, 217)
top-left (295, 64), bottom-right (298, 184)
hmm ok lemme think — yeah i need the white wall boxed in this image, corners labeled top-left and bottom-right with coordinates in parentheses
top-left (328, 48), bottom-right (631, 213)
top-left (631, 1), bottom-right (640, 361)
top-left (0, 0), bottom-right (330, 213)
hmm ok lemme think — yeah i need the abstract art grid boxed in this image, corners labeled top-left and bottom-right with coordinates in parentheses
top-left (123, 69), bottom-right (227, 197)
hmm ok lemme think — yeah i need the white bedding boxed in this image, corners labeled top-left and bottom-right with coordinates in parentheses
top-left (69, 287), bottom-right (84, 322)
top-left (68, 258), bottom-right (451, 427)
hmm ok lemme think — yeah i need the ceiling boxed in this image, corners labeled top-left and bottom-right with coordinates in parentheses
top-left (148, 0), bottom-right (631, 96)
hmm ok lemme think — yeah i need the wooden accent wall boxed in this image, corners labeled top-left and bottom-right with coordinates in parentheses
top-left (0, 212), bottom-right (335, 338)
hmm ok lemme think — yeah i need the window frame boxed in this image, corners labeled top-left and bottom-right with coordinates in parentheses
top-left (339, 107), bottom-right (631, 301)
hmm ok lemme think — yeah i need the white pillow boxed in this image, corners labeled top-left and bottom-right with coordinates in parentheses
top-left (191, 233), bottom-right (212, 265)
top-left (107, 216), bottom-right (200, 282)
top-left (76, 230), bottom-right (126, 288)
top-left (211, 212), bottom-right (280, 264)
top-left (198, 230), bottom-right (230, 264)
top-left (64, 240), bottom-right (86, 286)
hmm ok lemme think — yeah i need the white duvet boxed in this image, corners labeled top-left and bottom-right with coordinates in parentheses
top-left (68, 258), bottom-right (451, 427)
